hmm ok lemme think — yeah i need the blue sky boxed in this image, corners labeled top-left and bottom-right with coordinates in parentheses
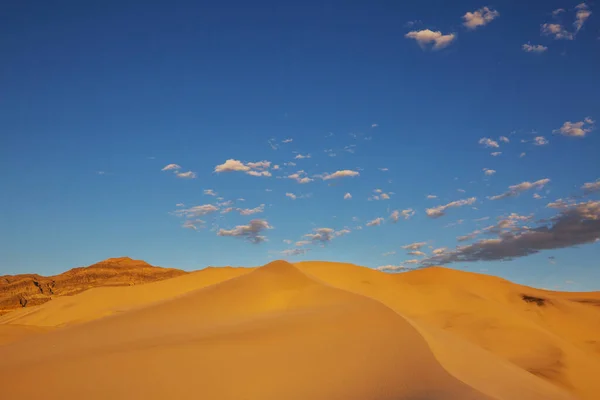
top-left (2, 1), bottom-right (599, 290)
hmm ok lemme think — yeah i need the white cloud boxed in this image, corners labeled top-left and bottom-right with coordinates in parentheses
top-left (321, 170), bottom-right (360, 180)
top-left (432, 247), bottom-right (447, 255)
top-left (541, 23), bottom-right (573, 40)
top-left (426, 197), bottom-right (477, 218)
top-left (405, 29), bottom-right (456, 50)
top-left (246, 170), bottom-right (272, 177)
top-left (175, 171), bottom-right (196, 179)
top-left (491, 152), bottom-right (502, 156)
top-left (401, 242), bottom-right (427, 251)
top-left (499, 136), bottom-right (510, 143)
top-left (489, 178), bottom-right (550, 200)
top-left (520, 152), bottom-right (526, 158)
top-left (204, 189), bottom-right (217, 196)
top-left (533, 193), bottom-right (543, 199)
top-left (463, 7), bottom-right (500, 29)
top-left (533, 136), bottom-right (549, 146)
top-left (286, 192), bottom-right (297, 200)
top-left (479, 137), bottom-right (499, 148)
top-left (161, 163), bottom-right (181, 171)
top-left (404, 259), bottom-right (420, 264)
top-left (574, 3), bottom-right (592, 33)
top-left (382, 251), bottom-right (396, 256)
top-left (483, 168), bottom-right (496, 176)
top-left (379, 168), bottom-right (389, 171)
top-left (294, 153), bottom-right (311, 159)
top-left (408, 250), bottom-right (426, 257)
top-left (344, 193), bottom-right (352, 200)
top-left (372, 123), bottom-right (379, 128)
top-left (282, 138), bottom-right (293, 143)
top-left (287, 170), bottom-right (314, 184)
top-left (366, 217), bottom-right (384, 227)
top-left (427, 195), bottom-right (438, 199)
top-left (390, 209), bottom-right (415, 222)
top-left (522, 43), bottom-right (548, 53)
top-left (214, 159), bottom-right (250, 172)
top-left (553, 118), bottom-right (595, 137)
top-left (217, 219), bottom-right (272, 244)
top-left (175, 203), bottom-right (185, 207)
top-left (553, 8), bottom-right (566, 16)
top-left (582, 179), bottom-right (600, 194)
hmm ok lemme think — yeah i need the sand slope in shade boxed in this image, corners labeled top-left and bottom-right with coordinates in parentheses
top-left (1, 260), bottom-right (597, 399)
top-left (295, 262), bottom-right (600, 400)
top-left (0, 261), bottom-right (491, 400)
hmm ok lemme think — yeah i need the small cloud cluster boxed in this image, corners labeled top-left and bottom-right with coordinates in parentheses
top-left (541, 3), bottom-right (592, 40)
top-left (366, 217), bottom-right (384, 227)
top-left (287, 170), bottom-right (313, 184)
top-left (214, 159), bottom-right (273, 177)
top-left (462, 7), bottom-right (500, 29)
top-left (303, 227), bottom-right (351, 244)
top-left (390, 209), bottom-right (415, 222)
top-left (217, 219), bottom-right (272, 244)
top-left (161, 163), bottom-right (196, 179)
top-left (479, 137), bottom-right (499, 148)
top-left (553, 117), bottom-right (595, 137)
top-left (533, 136), bottom-right (549, 146)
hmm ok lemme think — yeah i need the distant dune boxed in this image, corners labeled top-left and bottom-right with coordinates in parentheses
top-left (1, 259), bottom-right (598, 399)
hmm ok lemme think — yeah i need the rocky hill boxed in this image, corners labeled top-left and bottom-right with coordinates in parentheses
top-left (0, 257), bottom-right (187, 315)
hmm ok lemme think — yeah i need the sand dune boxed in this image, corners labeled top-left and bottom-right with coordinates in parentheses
top-left (0, 261), bottom-right (490, 399)
top-left (0, 260), bottom-right (597, 399)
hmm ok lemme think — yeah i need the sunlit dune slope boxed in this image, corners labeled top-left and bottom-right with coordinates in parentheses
top-left (0, 324), bottom-right (52, 346)
top-left (295, 261), bottom-right (600, 400)
top-left (0, 261), bottom-right (493, 400)
top-left (0, 266), bottom-right (253, 327)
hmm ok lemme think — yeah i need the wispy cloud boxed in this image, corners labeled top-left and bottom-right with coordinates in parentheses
top-left (483, 168), bottom-right (496, 176)
top-left (426, 197), bottom-right (477, 218)
top-left (286, 193), bottom-right (297, 200)
top-left (426, 195), bottom-right (437, 199)
top-left (574, 3), bottom-right (592, 33)
top-left (541, 23), bottom-right (573, 40)
top-left (161, 163), bottom-right (181, 171)
top-left (533, 136), bottom-right (549, 146)
top-left (462, 7), bottom-right (500, 29)
top-left (553, 117), bottom-right (595, 137)
top-left (237, 204), bottom-right (265, 216)
top-left (281, 248), bottom-right (309, 256)
top-left (204, 189), bottom-right (217, 196)
top-left (344, 192), bottom-right (352, 200)
top-left (488, 179), bottom-right (550, 201)
top-left (405, 29), bottom-right (456, 50)
top-left (217, 219), bottom-right (272, 243)
top-left (491, 152), bottom-right (502, 156)
top-left (175, 171), bottom-right (196, 179)
top-left (376, 265), bottom-right (413, 272)
top-left (402, 242), bottom-right (427, 251)
top-left (294, 153), bottom-right (311, 160)
top-left (321, 170), bottom-right (360, 180)
top-left (366, 217), bottom-right (384, 227)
